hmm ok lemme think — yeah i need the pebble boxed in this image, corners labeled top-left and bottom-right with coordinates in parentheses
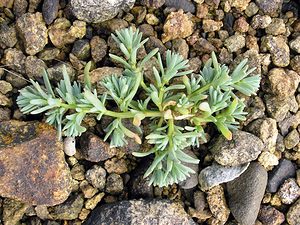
top-left (284, 129), bottom-right (300, 150)
top-left (79, 132), bottom-right (117, 162)
top-left (25, 56), bottom-right (47, 79)
top-left (251, 14), bottom-right (272, 29)
top-left (85, 192), bottom-right (105, 210)
top-left (245, 2), bottom-right (259, 17)
top-left (277, 178), bottom-right (300, 204)
top-left (64, 137), bottom-right (76, 156)
top-left (0, 108), bottom-right (11, 122)
top-left (258, 152), bottom-right (279, 169)
top-left (162, 9), bottom-right (194, 43)
top-left (198, 163), bottom-right (249, 191)
top-left (291, 56), bottom-right (300, 74)
top-left (38, 48), bottom-right (60, 61)
top-left (224, 34), bottom-right (245, 52)
top-left (48, 18), bottom-right (86, 49)
top-left (13, 0), bottom-right (28, 18)
top-left (1, 48), bottom-right (26, 74)
top-left (47, 62), bottom-right (75, 82)
top-left (71, 39), bottom-right (91, 60)
top-left (227, 162), bottom-right (267, 225)
top-left (48, 193), bottom-right (84, 220)
top-left (289, 36), bottom-right (300, 53)
top-left (0, 24), bottom-right (17, 48)
top-left (211, 131), bottom-right (263, 166)
top-left (258, 205), bottom-right (285, 225)
top-left (172, 39), bottom-right (189, 59)
top-left (202, 19), bottom-right (223, 32)
top-left (265, 18), bottom-right (286, 35)
top-left (42, 0), bottom-right (59, 25)
top-left (233, 16), bottom-right (249, 33)
top-left (141, 0), bottom-right (166, 9)
top-left (287, 199), bottom-right (300, 225)
top-left (105, 173), bottom-right (124, 195)
top-left (206, 185), bottom-right (230, 225)
top-left (85, 165), bottom-right (107, 190)
top-left (256, 0), bottom-right (283, 16)
top-left (84, 199), bottom-right (196, 225)
top-left (145, 13), bottom-right (159, 25)
top-left (90, 36), bottom-right (107, 63)
top-left (0, 81), bottom-right (12, 94)
top-left (70, 0), bottom-right (135, 23)
top-left (165, 0), bottom-right (196, 13)
top-left (268, 68), bottom-right (299, 98)
top-left (2, 199), bottom-right (29, 225)
top-left (71, 164), bottom-right (85, 181)
top-left (16, 13), bottom-right (48, 55)
top-left (231, 0), bottom-right (251, 11)
top-left (104, 157), bottom-right (128, 174)
top-left (80, 180), bottom-right (98, 199)
top-left (261, 35), bottom-right (290, 67)
top-left (246, 118), bottom-right (278, 152)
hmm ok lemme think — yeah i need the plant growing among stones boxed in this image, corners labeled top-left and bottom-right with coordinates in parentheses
top-left (17, 28), bottom-right (260, 187)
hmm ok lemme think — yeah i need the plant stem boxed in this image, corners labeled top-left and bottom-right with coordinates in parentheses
top-left (104, 110), bottom-right (163, 119)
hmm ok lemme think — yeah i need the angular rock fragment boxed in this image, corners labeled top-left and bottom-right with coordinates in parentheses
top-left (0, 120), bottom-right (72, 206)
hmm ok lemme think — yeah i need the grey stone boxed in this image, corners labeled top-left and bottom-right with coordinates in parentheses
top-left (105, 173), bottom-right (124, 195)
top-left (227, 162), bottom-right (267, 225)
top-left (70, 0), bottom-right (135, 23)
top-left (211, 131), bottom-right (264, 166)
top-left (47, 62), bottom-right (75, 82)
top-left (71, 39), bottom-right (91, 60)
top-left (165, 0), bottom-right (195, 13)
top-left (179, 150), bottom-right (199, 189)
top-left (42, 0), bottom-right (59, 25)
top-left (84, 199), bottom-right (196, 225)
top-left (199, 163), bottom-right (249, 191)
top-left (85, 165), bottom-right (107, 190)
top-left (267, 159), bottom-right (297, 193)
top-left (0, 24), bottom-right (17, 48)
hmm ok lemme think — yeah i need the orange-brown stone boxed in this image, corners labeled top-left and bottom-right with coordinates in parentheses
top-left (0, 120), bottom-right (72, 206)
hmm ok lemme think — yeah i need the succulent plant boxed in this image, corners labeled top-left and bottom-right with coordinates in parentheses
top-left (17, 28), bottom-right (260, 187)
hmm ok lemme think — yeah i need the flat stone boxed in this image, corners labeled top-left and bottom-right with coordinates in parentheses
top-left (79, 132), bottom-right (117, 162)
top-left (0, 120), bottom-right (72, 206)
top-left (267, 159), bottom-right (297, 193)
top-left (227, 162), bottom-right (267, 225)
top-left (211, 131), bottom-right (263, 166)
top-left (84, 199), bottom-right (196, 225)
top-left (199, 163), bottom-right (249, 191)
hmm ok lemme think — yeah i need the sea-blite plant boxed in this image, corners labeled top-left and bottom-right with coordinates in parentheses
top-left (17, 28), bottom-right (260, 187)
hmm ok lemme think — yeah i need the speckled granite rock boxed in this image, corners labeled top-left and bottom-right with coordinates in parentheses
top-left (84, 199), bottom-right (196, 225)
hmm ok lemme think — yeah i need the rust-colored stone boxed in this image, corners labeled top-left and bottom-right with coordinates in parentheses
top-left (0, 120), bottom-right (72, 206)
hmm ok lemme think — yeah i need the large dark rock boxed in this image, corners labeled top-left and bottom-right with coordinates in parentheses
top-left (84, 199), bottom-right (196, 225)
top-left (267, 159), bottom-right (297, 193)
top-left (227, 162), bottom-right (267, 225)
top-left (79, 132), bottom-right (117, 162)
top-left (211, 131), bottom-right (264, 166)
top-left (70, 0), bottom-right (135, 23)
top-left (0, 120), bottom-right (72, 206)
